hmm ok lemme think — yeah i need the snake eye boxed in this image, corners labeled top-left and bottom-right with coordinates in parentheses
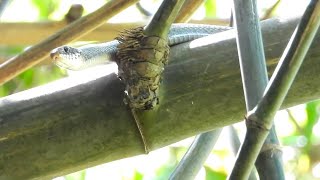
top-left (63, 46), bottom-right (70, 53)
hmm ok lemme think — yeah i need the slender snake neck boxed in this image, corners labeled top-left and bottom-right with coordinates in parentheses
top-left (50, 24), bottom-right (232, 70)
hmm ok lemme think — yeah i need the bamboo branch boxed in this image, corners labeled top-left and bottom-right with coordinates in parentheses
top-left (175, 0), bottom-right (205, 23)
top-left (0, 0), bottom-right (9, 18)
top-left (0, 21), bottom-right (139, 45)
top-left (64, 4), bottom-right (84, 23)
top-left (286, 109), bottom-right (304, 134)
top-left (261, 0), bottom-right (281, 20)
top-left (144, 0), bottom-right (186, 38)
top-left (227, 126), bottom-right (258, 180)
top-left (229, 1), bottom-right (320, 179)
top-left (135, 1), bottom-right (152, 17)
top-left (134, 0), bottom-right (205, 22)
top-left (0, 0), bottom-right (138, 85)
top-left (0, 17), bottom-right (319, 179)
top-left (231, 0), bottom-right (284, 179)
top-left (169, 129), bottom-right (222, 180)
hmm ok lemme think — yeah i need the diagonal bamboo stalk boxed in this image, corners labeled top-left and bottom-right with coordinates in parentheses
top-left (175, 0), bottom-right (205, 23)
top-left (169, 129), bottom-right (222, 180)
top-left (144, 0), bottom-right (186, 38)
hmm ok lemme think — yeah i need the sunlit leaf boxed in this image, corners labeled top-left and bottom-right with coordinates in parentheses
top-left (31, 0), bottom-right (58, 19)
top-left (204, 166), bottom-right (226, 180)
top-left (204, 0), bottom-right (217, 18)
top-left (305, 101), bottom-right (320, 146)
top-left (0, 82), bottom-right (15, 97)
top-left (133, 170), bottom-right (144, 180)
top-left (18, 68), bottom-right (35, 88)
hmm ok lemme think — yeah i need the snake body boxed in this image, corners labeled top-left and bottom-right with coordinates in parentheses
top-left (50, 24), bottom-right (232, 70)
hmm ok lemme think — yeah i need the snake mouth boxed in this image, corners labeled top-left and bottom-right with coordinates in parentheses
top-left (50, 49), bottom-right (69, 69)
top-left (53, 59), bottom-right (74, 70)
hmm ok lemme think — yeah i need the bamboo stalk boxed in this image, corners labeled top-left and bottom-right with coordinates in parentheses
top-left (0, 17), bottom-right (319, 179)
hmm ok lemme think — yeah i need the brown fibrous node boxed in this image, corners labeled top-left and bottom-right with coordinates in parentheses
top-left (116, 27), bottom-right (169, 110)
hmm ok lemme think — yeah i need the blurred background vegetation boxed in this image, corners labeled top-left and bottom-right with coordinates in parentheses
top-left (0, 0), bottom-right (319, 179)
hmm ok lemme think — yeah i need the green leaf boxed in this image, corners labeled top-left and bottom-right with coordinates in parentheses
top-left (204, 166), bottom-right (227, 180)
top-left (31, 0), bottom-right (58, 20)
top-left (18, 68), bottom-right (35, 88)
top-left (204, 0), bottom-right (217, 18)
top-left (0, 82), bottom-right (14, 97)
top-left (304, 100), bottom-right (320, 149)
top-left (133, 170), bottom-right (144, 180)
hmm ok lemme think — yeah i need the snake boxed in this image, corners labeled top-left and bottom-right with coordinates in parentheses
top-left (50, 24), bottom-right (232, 70)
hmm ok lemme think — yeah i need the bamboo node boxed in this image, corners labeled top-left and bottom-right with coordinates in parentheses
top-left (245, 114), bottom-right (270, 131)
top-left (116, 27), bottom-right (169, 110)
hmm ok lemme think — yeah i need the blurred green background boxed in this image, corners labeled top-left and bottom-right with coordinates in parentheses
top-left (1, 0), bottom-right (319, 179)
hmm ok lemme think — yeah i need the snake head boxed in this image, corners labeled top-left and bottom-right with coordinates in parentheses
top-left (50, 46), bottom-right (85, 70)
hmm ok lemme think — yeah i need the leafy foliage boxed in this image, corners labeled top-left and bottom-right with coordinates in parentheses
top-left (204, 166), bottom-right (227, 180)
top-left (204, 0), bottom-right (217, 18)
top-left (31, 0), bottom-right (59, 19)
